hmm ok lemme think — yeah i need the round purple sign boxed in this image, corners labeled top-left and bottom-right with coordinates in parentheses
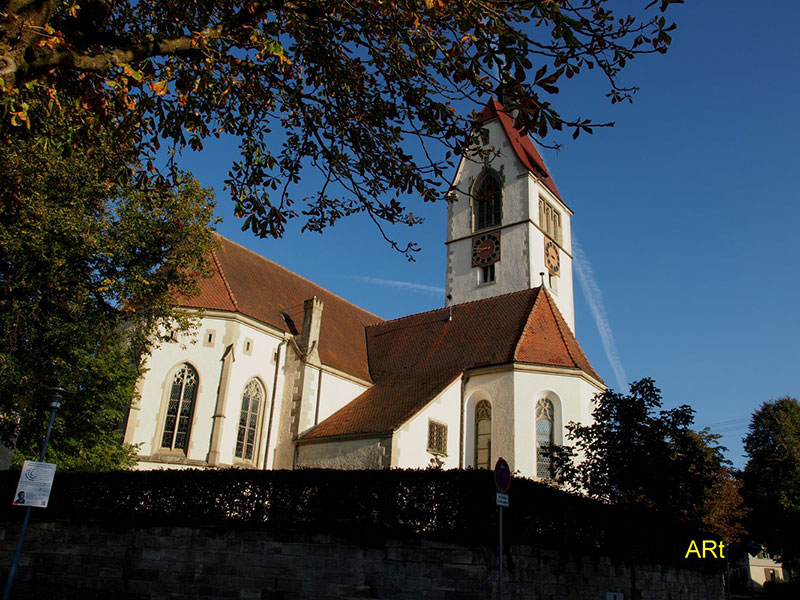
top-left (494, 457), bottom-right (511, 492)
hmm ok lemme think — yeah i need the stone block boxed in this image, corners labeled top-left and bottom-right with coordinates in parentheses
top-left (338, 545), bottom-right (365, 561)
top-left (449, 548), bottom-right (474, 565)
top-left (276, 578), bottom-right (303, 594)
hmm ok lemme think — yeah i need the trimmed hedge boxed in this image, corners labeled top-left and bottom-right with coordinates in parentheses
top-left (0, 468), bottom-right (717, 568)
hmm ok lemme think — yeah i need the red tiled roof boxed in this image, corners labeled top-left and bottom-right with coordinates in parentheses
top-left (477, 98), bottom-right (562, 201)
top-left (181, 235), bottom-right (382, 381)
top-left (303, 287), bottom-right (602, 440)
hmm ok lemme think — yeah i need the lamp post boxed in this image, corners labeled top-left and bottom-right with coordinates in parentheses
top-left (2, 386), bottom-right (65, 600)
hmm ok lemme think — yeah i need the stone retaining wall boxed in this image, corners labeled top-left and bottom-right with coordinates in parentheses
top-left (0, 521), bottom-right (723, 599)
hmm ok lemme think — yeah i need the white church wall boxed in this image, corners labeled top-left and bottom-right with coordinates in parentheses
top-left (391, 379), bottom-right (461, 469)
top-left (462, 370), bottom-right (516, 470)
top-left (511, 369), bottom-right (602, 478)
top-left (447, 221), bottom-right (533, 304)
top-left (315, 371), bottom-right (371, 427)
top-left (527, 178), bottom-right (576, 330)
top-left (295, 436), bottom-right (389, 470)
top-left (215, 329), bottom-right (280, 468)
top-left (128, 313), bottom-right (288, 468)
top-left (128, 315), bottom-right (230, 461)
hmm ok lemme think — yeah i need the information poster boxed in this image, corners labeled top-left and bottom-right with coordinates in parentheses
top-left (12, 461), bottom-right (57, 508)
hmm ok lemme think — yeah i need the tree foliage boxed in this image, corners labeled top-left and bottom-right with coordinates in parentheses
top-left (0, 132), bottom-right (217, 470)
top-left (1, 0), bottom-right (681, 256)
top-left (743, 396), bottom-right (800, 574)
top-left (553, 378), bottom-right (745, 540)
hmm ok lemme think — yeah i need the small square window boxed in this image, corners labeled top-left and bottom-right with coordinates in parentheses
top-left (481, 264), bottom-right (495, 284)
top-left (243, 338), bottom-right (253, 356)
top-left (203, 330), bottom-right (216, 347)
top-left (427, 420), bottom-right (448, 456)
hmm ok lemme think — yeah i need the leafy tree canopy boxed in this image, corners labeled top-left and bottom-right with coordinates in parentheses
top-left (553, 378), bottom-right (745, 540)
top-left (0, 131), bottom-right (217, 470)
top-left (743, 396), bottom-right (800, 574)
top-left (1, 0), bottom-right (681, 256)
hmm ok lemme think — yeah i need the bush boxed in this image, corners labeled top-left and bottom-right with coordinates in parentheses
top-left (0, 468), bottom-right (716, 568)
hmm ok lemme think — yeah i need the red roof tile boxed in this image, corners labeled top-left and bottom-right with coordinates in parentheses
top-left (303, 287), bottom-right (602, 440)
top-left (477, 98), bottom-right (563, 202)
top-left (181, 235), bottom-right (382, 381)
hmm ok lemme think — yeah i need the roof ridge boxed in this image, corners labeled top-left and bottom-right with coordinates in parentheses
top-left (512, 287), bottom-right (544, 362)
top-left (541, 286), bottom-right (580, 368)
top-left (215, 234), bottom-right (384, 322)
top-left (211, 247), bottom-right (240, 312)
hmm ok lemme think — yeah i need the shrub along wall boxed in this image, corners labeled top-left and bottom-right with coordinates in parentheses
top-left (0, 469), bottom-right (724, 598)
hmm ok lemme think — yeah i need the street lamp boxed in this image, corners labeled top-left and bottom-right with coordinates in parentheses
top-left (2, 386), bottom-right (66, 600)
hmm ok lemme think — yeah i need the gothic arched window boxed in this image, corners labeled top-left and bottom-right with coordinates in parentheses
top-left (474, 400), bottom-right (492, 469)
top-left (535, 398), bottom-right (555, 478)
top-left (236, 378), bottom-right (264, 461)
top-left (161, 364), bottom-right (198, 451)
top-left (473, 172), bottom-right (502, 231)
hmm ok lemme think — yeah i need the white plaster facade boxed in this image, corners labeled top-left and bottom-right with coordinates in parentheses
top-left (126, 306), bottom-right (372, 471)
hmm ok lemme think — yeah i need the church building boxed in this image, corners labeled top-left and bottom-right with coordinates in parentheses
top-left (123, 99), bottom-right (605, 477)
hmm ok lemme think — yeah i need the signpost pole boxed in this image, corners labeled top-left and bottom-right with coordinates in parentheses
top-left (493, 457), bottom-right (510, 600)
top-left (2, 387), bottom-right (64, 600)
top-left (498, 504), bottom-right (503, 600)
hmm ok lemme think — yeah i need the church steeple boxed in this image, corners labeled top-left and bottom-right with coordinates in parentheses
top-left (444, 98), bottom-right (576, 331)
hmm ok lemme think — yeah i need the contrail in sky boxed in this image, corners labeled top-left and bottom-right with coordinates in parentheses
top-left (572, 238), bottom-right (628, 391)
top-left (354, 276), bottom-right (444, 295)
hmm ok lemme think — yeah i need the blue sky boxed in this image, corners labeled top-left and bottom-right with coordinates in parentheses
top-left (176, 1), bottom-right (799, 468)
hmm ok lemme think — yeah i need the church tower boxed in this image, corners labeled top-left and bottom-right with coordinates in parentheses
top-left (445, 99), bottom-right (576, 331)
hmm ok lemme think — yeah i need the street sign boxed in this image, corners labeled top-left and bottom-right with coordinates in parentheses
top-left (12, 461), bottom-right (56, 508)
top-left (496, 492), bottom-right (509, 507)
top-left (494, 457), bottom-right (511, 492)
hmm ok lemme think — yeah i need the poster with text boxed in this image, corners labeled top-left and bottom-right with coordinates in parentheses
top-left (12, 461), bottom-right (56, 508)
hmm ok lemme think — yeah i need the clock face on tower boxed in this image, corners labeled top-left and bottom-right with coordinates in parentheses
top-left (471, 232), bottom-right (501, 267)
top-left (544, 238), bottom-right (560, 275)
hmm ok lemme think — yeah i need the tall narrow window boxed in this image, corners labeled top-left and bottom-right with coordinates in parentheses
top-left (535, 398), bottom-right (555, 478)
top-left (473, 172), bottom-right (502, 230)
top-left (481, 264), bottom-right (495, 284)
top-left (474, 400), bottom-right (492, 469)
top-left (236, 379), bottom-right (264, 461)
top-left (538, 198), bottom-right (562, 244)
top-left (162, 364), bottom-right (198, 451)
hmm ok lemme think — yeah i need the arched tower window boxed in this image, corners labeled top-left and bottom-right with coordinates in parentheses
top-left (162, 364), bottom-right (198, 451)
top-left (236, 378), bottom-right (264, 461)
top-left (473, 172), bottom-right (502, 231)
top-left (474, 400), bottom-right (492, 469)
top-left (535, 398), bottom-right (555, 478)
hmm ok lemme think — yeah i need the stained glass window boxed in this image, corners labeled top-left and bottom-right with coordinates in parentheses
top-left (474, 400), bottom-right (492, 469)
top-left (536, 398), bottom-right (555, 479)
top-left (161, 364), bottom-right (198, 451)
top-left (235, 379), bottom-right (264, 461)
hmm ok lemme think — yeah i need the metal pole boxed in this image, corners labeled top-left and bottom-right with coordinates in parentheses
top-left (2, 387), bottom-right (63, 600)
top-left (498, 505), bottom-right (503, 600)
